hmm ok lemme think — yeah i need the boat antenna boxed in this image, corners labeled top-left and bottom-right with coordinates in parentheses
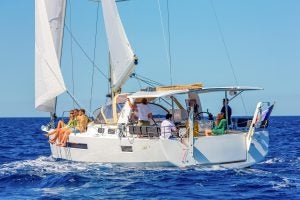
top-left (157, 0), bottom-right (173, 85)
top-left (210, 0), bottom-right (247, 114)
top-left (89, 1), bottom-right (100, 116)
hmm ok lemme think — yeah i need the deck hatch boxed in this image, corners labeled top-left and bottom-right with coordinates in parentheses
top-left (67, 142), bottom-right (88, 149)
top-left (98, 128), bottom-right (105, 133)
top-left (121, 146), bottom-right (133, 152)
top-left (108, 129), bottom-right (115, 134)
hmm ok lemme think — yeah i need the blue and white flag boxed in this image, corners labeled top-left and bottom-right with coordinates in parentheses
top-left (260, 103), bottom-right (275, 128)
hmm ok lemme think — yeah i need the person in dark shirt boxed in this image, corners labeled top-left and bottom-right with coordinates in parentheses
top-left (221, 98), bottom-right (232, 125)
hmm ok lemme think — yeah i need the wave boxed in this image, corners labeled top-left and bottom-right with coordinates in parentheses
top-left (264, 157), bottom-right (285, 164)
top-left (0, 156), bottom-right (113, 176)
top-left (270, 177), bottom-right (294, 190)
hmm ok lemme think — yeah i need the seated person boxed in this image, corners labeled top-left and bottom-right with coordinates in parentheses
top-left (57, 109), bottom-right (89, 147)
top-left (205, 113), bottom-right (227, 136)
top-left (48, 110), bottom-right (78, 144)
top-left (45, 110), bottom-right (76, 137)
top-left (160, 113), bottom-right (177, 139)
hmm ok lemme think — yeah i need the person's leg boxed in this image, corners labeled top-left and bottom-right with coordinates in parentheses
top-left (49, 128), bottom-right (63, 144)
top-left (56, 129), bottom-right (66, 145)
top-left (58, 130), bottom-right (71, 146)
top-left (45, 120), bottom-right (65, 137)
top-left (57, 128), bottom-right (67, 143)
top-left (44, 128), bottom-right (57, 137)
top-left (57, 120), bottom-right (65, 129)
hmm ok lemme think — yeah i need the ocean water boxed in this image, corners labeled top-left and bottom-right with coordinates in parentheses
top-left (0, 117), bottom-right (299, 199)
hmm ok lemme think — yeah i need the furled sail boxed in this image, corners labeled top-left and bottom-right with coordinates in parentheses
top-left (35, 0), bottom-right (66, 113)
top-left (101, 0), bottom-right (136, 92)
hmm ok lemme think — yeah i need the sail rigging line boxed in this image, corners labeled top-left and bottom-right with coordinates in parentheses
top-left (209, 0), bottom-right (247, 114)
top-left (67, 0), bottom-right (76, 108)
top-left (132, 77), bottom-right (156, 88)
top-left (133, 70), bottom-right (143, 90)
top-left (166, 0), bottom-right (173, 86)
top-left (131, 75), bottom-right (158, 88)
top-left (64, 24), bottom-right (109, 80)
top-left (53, 0), bottom-right (67, 127)
top-left (89, 1), bottom-right (100, 116)
top-left (89, 0), bottom-right (130, 3)
top-left (132, 73), bottom-right (164, 86)
top-left (65, 90), bottom-right (95, 118)
top-left (157, 0), bottom-right (173, 85)
top-left (157, 0), bottom-right (172, 85)
top-left (130, 73), bottom-right (164, 88)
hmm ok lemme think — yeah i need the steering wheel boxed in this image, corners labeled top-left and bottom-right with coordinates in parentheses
top-left (151, 117), bottom-right (158, 126)
top-left (194, 111), bottom-right (214, 121)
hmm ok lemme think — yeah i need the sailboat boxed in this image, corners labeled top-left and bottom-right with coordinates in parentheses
top-left (35, 0), bottom-right (273, 168)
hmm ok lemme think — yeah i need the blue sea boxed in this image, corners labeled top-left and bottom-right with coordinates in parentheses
top-left (0, 117), bottom-right (299, 199)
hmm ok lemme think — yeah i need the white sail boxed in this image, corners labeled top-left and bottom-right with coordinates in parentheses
top-left (101, 0), bottom-right (136, 92)
top-left (35, 0), bottom-right (66, 113)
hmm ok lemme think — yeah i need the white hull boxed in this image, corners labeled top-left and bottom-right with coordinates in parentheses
top-left (50, 129), bottom-right (269, 168)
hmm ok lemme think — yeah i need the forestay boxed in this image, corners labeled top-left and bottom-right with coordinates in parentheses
top-left (35, 0), bottom-right (66, 113)
top-left (101, 0), bottom-right (136, 92)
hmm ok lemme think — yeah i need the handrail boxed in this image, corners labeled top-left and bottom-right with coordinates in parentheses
top-left (246, 102), bottom-right (262, 150)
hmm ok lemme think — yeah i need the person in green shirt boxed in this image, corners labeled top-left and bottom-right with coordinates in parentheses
top-left (48, 110), bottom-right (78, 144)
top-left (205, 113), bottom-right (227, 136)
top-left (45, 110), bottom-right (76, 137)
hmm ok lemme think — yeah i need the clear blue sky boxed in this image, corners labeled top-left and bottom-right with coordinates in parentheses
top-left (0, 0), bottom-right (299, 117)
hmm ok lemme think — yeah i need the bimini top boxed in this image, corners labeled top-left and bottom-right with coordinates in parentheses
top-left (194, 86), bottom-right (263, 93)
top-left (128, 89), bottom-right (188, 99)
top-left (128, 85), bottom-right (263, 99)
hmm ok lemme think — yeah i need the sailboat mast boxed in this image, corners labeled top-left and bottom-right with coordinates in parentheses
top-left (109, 52), bottom-right (114, 100)
top-left (109, 51), bottom-right (119, 124)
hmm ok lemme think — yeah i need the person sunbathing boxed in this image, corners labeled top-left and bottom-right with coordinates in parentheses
top-left (57, 109), bottom-right (88, 147)
top-left (48, 109), bottom-right (78, 144)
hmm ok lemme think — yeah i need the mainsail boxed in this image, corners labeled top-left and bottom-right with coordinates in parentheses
top-left (35, 0), bottom-right (66, 113)
top-left (101, 0), bottom-right (136, 93)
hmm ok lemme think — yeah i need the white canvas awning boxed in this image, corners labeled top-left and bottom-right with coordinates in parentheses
top-left (128, 90), bottom-right (188, 99)
top-left (194, 86), bottom-right (263, 93)
top-left (128, 86), bottom-right (262, 99)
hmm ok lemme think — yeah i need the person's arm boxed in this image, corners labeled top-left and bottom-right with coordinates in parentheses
top-left (171, 126), bottom-right (177, 132)
top-left (81, 116), bottom-right (88, 132)
top-left (146, 104), bottom-right (152, 119)
top-left (221, 106), bottom-right (225, 114)
top-left (77, 116), bottom-right (84, 132)
top-left (127, 98), bottom-right (136, 109)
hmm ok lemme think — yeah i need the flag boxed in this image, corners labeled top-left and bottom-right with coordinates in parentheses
top-left (260, 103), bottom-right (274, 128)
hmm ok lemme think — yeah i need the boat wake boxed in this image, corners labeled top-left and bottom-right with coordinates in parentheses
top-left (263, 157), bottom-right (285, 164)
top-left (270, 177), bottom-right (295, 190)
top-left (0, 156), bottom-right (113, 176)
